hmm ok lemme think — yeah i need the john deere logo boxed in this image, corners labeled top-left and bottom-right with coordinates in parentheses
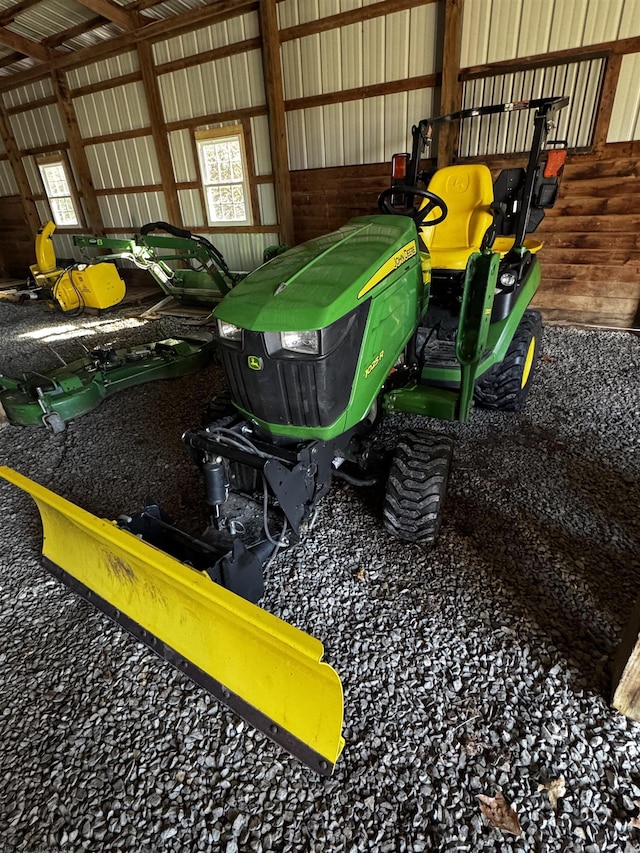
top-left (248, 355), bottom-right (263, 371)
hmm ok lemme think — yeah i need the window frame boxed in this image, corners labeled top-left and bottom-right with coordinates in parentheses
top-left (195, 125), bottom-right (254, 227)
top-left (36, 152), bottom-right (83, 229)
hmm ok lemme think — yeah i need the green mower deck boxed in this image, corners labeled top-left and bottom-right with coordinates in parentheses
top-left (0, 335), bottom-right (215, 432)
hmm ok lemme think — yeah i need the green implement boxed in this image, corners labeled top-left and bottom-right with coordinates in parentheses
top-left (0, 336), bottom-right (215, 433)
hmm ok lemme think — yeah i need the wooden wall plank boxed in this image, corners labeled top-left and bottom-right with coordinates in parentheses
top-left (0, 103), bottom-right (40, 240)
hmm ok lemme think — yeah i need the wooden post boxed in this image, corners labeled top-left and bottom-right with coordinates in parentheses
top-left (137, 41), bottom-right (183, 227)
top-left (612, 594), bottom-right (640, 720)
top-left (437, 0), bottom-right (464, 168)
top-left (0, 100), bottom-right (41, 239)
top-left (51, 70), bottom-right (105, 234)
top-left (593, 53), bottom-right (623, 151)
top-left (259, 0), bottom-right (295, 246)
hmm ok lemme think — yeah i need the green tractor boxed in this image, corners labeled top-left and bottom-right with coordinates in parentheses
top-left (160, 95), bottom-right (568, 557)
top-left (1, 97), bottom-right (569, 776)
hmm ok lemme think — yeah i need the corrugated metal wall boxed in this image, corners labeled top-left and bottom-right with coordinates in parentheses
top-left (0, 0), bottom-right (639, 275)
top-left (461, 0), bottom-right (640, 66)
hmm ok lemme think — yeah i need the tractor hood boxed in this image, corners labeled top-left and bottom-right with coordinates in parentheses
top-left (215, 214), bottom-right (421, 332)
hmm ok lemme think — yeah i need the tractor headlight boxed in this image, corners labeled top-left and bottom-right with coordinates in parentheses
top-left (217, 319), bottom-right (242, 341)
top-left (280, 330), bottom-right (320, 355)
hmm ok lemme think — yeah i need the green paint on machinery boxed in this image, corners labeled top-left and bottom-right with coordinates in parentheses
top-left (73, 222), bottom-right (245, 306)
top-left (0, 98), bottom-right (570, 777)
top-left (0, 336), bottom-right (215, 432)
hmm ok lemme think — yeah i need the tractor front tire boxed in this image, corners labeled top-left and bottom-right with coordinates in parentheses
top-left (474, 310), bottom-right (542, 412)
top-left (383, 429), bottom-right (453, 545)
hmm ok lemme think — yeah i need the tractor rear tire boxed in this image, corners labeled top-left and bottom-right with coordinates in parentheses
top-left (474, 310), bottom-right (542, 412)
top-left (383, 429), bottom-right (453, 545)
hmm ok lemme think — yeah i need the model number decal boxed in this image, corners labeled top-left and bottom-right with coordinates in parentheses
top-left (365, 349), bottom-right (385, 378)
top-left (357, 240), bottom-right (417, 299)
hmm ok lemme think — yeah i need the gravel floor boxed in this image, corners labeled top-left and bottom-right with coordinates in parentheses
top-left (0, 300), bottom-right (639, 853)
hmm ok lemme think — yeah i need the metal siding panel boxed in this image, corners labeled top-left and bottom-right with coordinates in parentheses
top-left (518, 1), bottom-right (554, 57)
top-left (98, 193), bottom-right (168, 230)
top-left (619, 0), bottom-right (640, 38)
top-left (277, 0), bottom-right (299, 28)
top-left (86, 137), bottom-right (160, 189)
top-left (409, 4), bottom-right (439, 76)
top-left (362, 16), bottom-right (386, 86)
top-left (35, 199), bottom-right (49, 223)
top-left (300, 34), bottom-right (323, 97)
top-left (285, 110), bottom-right (308, 170)
top-left (363, 96), bottom-right (385, 162)
top-left (547, 0), bottom-right (589, 53)
top-left (322, 102), bottom-right (344, 166)
top-left (384, 10), bottom-right (410, 83)
top-left (178, 188), bottom-right (205, 226)
top-left (168, 129), bottom-right (197, 182)
top-left (74, 83), bottom-right (150, 138)
top-left (319, 28), bottom-right (342, 93)
top-left (66, 53), bottom-right (139, 89)
top-left (340, 23), bottom-right (364, 89)
top-left (281, 40), bottom-right (303, 100)
top-left (2, 79), bottom-right (54, 109)
top-left (607, 53), bottom-right (640, 142)
top-left (0, 160), bottom-right (17, 195)
top-left (250, 115), bottom-right (273, 175)
top-left (459, 59), bottom-right (604, 155)
top-left (383, 91), bottom-right (408, 161)
top-left (461, 0), bottom-right (492, 67)
top-left (303, 106), bottom-right (326, 169)
top-left (153, 11), bottom-right (259, 64)
top-left (9, 106), bottom-right (66, 149)
top-left (23, 155), bottom-right (41, 194)
top-left (583, 0), bottom-right (625, 44)
top-left (486, 0), bottom-right (523, 63)
top-left (9, 0), bottom-right (95, 42)
top-left (257, 183), bottom-right (278, 226)
top-left (342, 99), bottom-right (364, 165)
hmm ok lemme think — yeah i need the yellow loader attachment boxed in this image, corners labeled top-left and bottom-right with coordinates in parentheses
top-left (0, 467), bottom-right (344, 775)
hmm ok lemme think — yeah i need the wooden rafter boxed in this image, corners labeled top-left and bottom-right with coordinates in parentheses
top-left (0, 98), bottom-right (40, 238)
top-left (0, 0), bottom-right (44, 28)
top-left (0, 0), bottom-right (258, 90)
top-left (0, 26), bottom-right (52, 62)
top-left (73, 0), bottom-right (141, 32)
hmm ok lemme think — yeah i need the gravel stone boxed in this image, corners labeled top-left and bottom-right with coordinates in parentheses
top-left (0, 303), bottom-right (639, 851)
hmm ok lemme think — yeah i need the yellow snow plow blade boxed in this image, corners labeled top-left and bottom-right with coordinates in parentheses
top-left (1, 466), bottom-right (344, 774)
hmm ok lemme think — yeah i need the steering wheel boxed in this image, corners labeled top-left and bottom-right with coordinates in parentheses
top-left (378, 186), bottom-right (448, 227)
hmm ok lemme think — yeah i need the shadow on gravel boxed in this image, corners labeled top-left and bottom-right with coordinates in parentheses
top-left (448, 478), bottom-right (639, 698)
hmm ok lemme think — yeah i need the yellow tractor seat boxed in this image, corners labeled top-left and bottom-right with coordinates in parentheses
top-left (420, 164), bottom-right (495, 270)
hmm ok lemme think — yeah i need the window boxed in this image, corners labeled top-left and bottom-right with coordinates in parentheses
top-left (37, 155), bottom-right (81, 227)
top-left (196, 126), bottom-right (252, 226)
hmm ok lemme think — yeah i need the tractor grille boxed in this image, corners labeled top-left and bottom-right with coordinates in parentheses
top-left (219, 306), bottom-right (368, 430)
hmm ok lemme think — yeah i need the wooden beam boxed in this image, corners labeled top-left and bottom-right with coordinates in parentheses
top-left (593, 53), bottom-right (623, 151)
top-left (259, 0), bottom-right (293, 245)
top-left (437, 0), bottom-right (464, 167)
top-left (51, 70), bottom-right (104, 234)
top-left (0, 0), bottom-right (258, 90)
top-left (6, 95), bottom-right (57, 116)
top-left (0, 51), bottom-right (23, 70)
top-left (70, 71), bottom-right (143, 99)
top-left (285, 74), bottom-right (439, 113)
top-left (462, 36), bottom-right (640, 81)
top-left (44, 15), bottom-right (106, 49)
top-left (155, 36), bottom-right (261, 76)
top-left (0, 26), bottom-right (52, 62)
top-left (0, 100), bottom-right (40, 238)
top-left (74, 0), bottom-right (141, 31)
top-left (279, 0), bottom-right (436, 42)
top-left (0, 0), bottom-right (43, 27)
top-left (137, 41), bottom-right (183, 226)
